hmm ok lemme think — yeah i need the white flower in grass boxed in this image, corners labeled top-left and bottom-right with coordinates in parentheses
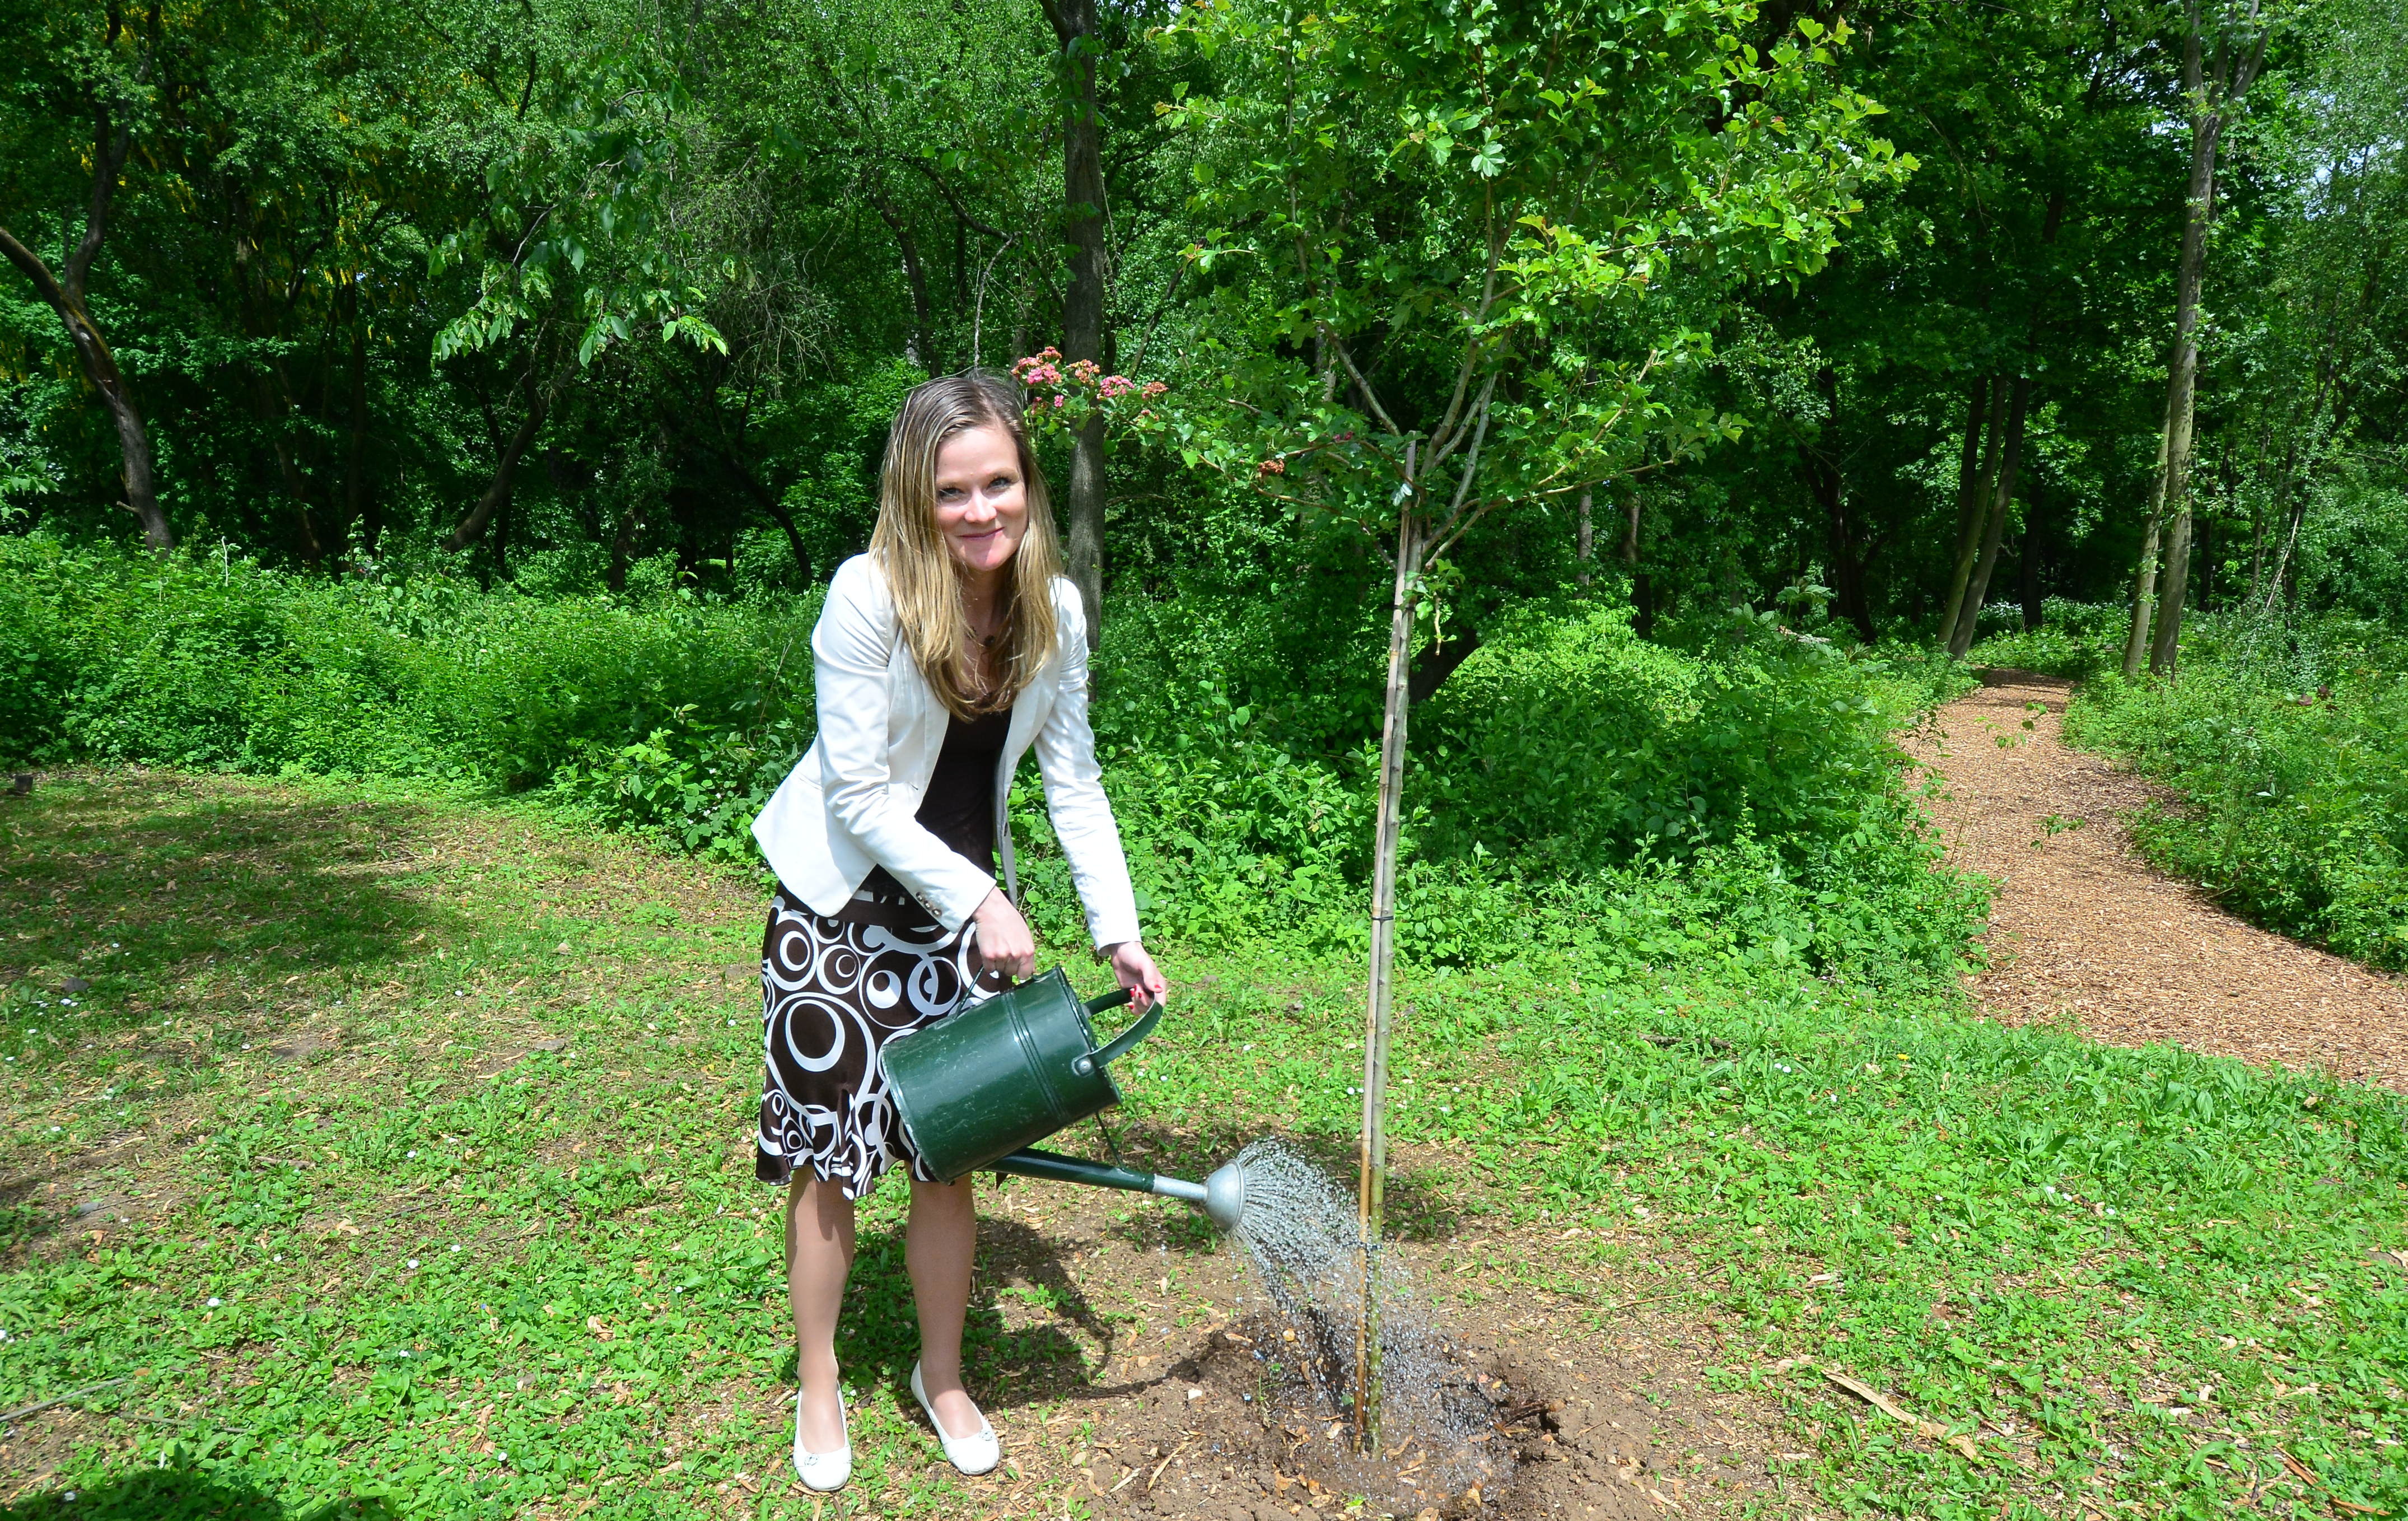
top-left (409, 1259), bottom-right (420, 1269)
top-left (207, 1297), bottom-right (222, 1308)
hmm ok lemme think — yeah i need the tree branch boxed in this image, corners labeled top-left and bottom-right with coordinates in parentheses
top-left (1427, 208), bottom-right (1505, 461)
top-left (904, 156), bottom-right (1009, 240)
top-left (66, 108), bottom-right (132, 303)
top-left (1326, 329), bottom-right (1399, 437)
top-left (1423, 386), bottom-right (1497, 561)
top-left (1424, 371), bottom-right (1497, 498)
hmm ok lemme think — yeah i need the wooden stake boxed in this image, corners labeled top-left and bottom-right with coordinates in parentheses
top-left (1355, 485), bottom-right (1420, 1451)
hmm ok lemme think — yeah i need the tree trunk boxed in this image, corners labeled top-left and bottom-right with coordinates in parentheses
top-left (1575, 488), bottom-right (1593, 586)
top-left (344, 321), bottom-right (376, 558)
top-left (1936, 379), bottom-right (1997, 646)
top-left (2261, 494), bottom-right (2305, 616)
top-left (872, 186), bottom-right (942, 375)
top-left (2246, 482), bottom-right (2264, 605)
top-left (2145, 0), bottom-right (2264, 672)
top-left (0, 225), bottom-right (172, 552)
top-left (721, 449), bottom-right (814, 584)
top-left (1407, 624), bottom-right (1480, 703)
top-left (253, 367), bottom-right (328, 566)
top-left (446, 372), bottom-right (546, 552)
top-left (1043, 0), bottom-right (1109, 645)
top-left (1623, 489), bottom-right (1653, 638)
top-left (2121, 425), bottom-right (2169, 676)
top-left (1950, 376), bottom-right (2032, 656)
top-left (608, 501), bottom-right (641, 592)
top-left (2147, 111), bottom-right (2222, 671)
top-left (1354, 503), bottom-right (1419, 1454)
top-left (0, 87), bottom-right (174, 552)
top-left (1807, 367), bottom-right (1877, 643)
top-left (2019, 479), bottom-right (2046, 631)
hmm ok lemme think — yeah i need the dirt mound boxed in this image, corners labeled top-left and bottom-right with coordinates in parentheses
top-left (974, 1169), bottom-right (1784, 1519)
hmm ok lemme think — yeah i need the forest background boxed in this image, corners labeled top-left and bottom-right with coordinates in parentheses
top-left (5, 0), bottom-right (2405, 972)
top-left (6, 2), bottom-right (2408, 1517)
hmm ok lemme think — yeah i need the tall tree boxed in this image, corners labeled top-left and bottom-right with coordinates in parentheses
top-left (1950, 375), bottom-right (2032, 655)
top-left (2125, 0), bottom-right (2274, 675)
top-left (1039, 0), bottom-right (1110, 642)
top-left (0, 0), bottom-right (172, 549)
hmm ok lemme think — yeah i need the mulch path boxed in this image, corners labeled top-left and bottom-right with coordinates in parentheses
top-left (1904, 669), bottom-right (2408, 1093)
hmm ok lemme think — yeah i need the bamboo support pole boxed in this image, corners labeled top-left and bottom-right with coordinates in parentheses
top-left (1354, 498), bottom-right (1418, 1453)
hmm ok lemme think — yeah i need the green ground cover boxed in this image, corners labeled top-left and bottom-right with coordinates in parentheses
top-left (2, 772), bottom-right (2402, 1520)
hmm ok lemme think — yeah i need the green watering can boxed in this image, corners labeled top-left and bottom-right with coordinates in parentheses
top-left (880, 967), bottom-right (1247, 1231)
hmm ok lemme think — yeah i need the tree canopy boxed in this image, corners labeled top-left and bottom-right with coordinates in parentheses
top-left (2, 0), bottom-right (2402, 642)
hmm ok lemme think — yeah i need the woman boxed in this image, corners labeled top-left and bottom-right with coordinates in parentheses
top-left (748, 372), bottom-right (1165, 1492)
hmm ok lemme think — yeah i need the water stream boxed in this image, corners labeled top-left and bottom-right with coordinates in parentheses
top-left (1223, 1138), bottom-right (1511, 1501)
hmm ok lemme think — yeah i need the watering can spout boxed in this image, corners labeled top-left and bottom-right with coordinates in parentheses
top-left (993, 1147), bottom-right (1247, 1232)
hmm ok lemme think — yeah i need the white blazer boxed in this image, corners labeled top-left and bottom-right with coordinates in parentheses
top-left (749, 553), bottom-right (1142, 950)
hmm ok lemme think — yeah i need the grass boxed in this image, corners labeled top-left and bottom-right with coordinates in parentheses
top-left (2, 770), bottom-right (2405, 1519)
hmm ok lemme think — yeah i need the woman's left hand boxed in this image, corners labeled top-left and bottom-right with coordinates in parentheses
top-left (1104, 941), bottom-right (1167, 1010)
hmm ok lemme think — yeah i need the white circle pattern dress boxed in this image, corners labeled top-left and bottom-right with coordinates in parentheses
top-left (754, 706), bottom-right (1011, 1198)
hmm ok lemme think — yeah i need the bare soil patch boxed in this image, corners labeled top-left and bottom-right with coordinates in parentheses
top-left (959, 1168), bottom-right (1794, 1520)
top-left (1905, 669), bottom-right (2408, 1090)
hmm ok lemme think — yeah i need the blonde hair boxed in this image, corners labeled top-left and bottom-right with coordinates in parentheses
top-left (869, 372), bottom-right (1063, 720)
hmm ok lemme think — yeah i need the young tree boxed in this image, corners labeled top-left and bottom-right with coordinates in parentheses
top-left (1159, 0), bottom-right (1908, 1441)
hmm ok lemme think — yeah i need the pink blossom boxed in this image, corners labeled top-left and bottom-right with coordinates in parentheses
top-left (1052, 395), bottom-right (1066, 408)
top-left (1257, 457), bottom-right (1286, 476)
top-left (1141, 381), bottom-right (1167, 398)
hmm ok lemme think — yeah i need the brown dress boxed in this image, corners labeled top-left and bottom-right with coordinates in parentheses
top-left (754, 707), bottom-right (1012, 1197)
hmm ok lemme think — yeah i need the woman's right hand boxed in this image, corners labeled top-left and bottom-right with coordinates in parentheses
top-left (971, 887), bottom-right (1036, 983)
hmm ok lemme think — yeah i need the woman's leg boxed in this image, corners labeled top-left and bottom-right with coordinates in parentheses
top-left (906, 1174), bottom-right (984, 1436)
top-left (787, 1170), bottom-right (856, 1452)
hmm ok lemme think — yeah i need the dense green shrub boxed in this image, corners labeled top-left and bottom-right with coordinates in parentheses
top-left (0, 535), bottom-right (819, 829)
top-left (1963, 598), bottom-right (2127, 679)
top-left (4, 534), bottom-right (1985, 984)
top-left (2066, 612), bottom-right (2408, 970)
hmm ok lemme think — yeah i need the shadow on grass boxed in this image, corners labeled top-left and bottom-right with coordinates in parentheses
top-left (0, 773), bottom-right (469, 1247)
top-left (827, 1215), bottom-right (1101, 1418)
top-left (0, 1459), bottom-right (397, 1520)
top-left (0, 776), bottom-right (460, 1041)
top-left (1, 775), bottom-right (460, 1008)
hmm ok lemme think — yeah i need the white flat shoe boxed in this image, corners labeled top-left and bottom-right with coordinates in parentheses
top-left (911, 1361), bottom-right (1000, 1476)
top-left (793, 1384), bottom-right (852, 1492)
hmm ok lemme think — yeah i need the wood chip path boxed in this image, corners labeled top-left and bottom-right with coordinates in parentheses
top-left (1903, 669), bottom-right (2408, 1093)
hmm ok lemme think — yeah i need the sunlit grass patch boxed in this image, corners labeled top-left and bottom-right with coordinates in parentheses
top-left (2, 771), bottom-right (2404, 1519)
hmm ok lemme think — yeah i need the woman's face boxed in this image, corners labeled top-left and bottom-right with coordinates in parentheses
top-left (932, 423), bottom-right (1029, 580)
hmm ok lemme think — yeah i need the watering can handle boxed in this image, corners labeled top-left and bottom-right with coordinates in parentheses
top-left (1075, 987), bottom-right (1162, 1074)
